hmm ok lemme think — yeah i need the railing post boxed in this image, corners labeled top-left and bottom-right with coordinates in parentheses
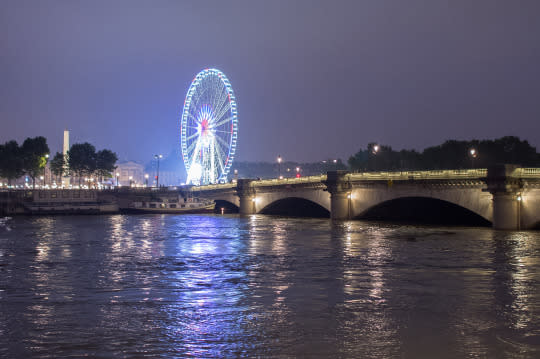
top-left (236, 179), bottom-right (256, 215)
top-left (484, 164), bottom-right (522, 230)
top-left (324, 170), bottom-right (352, 220)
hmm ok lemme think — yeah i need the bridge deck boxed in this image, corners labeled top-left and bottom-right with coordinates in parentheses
top-left (191, 168), bottom-right (540, 191)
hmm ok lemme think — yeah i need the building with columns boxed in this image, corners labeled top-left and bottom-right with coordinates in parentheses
top-left (115, 161), bottom-right (145, 187)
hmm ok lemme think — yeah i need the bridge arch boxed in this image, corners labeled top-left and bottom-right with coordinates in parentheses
top-left (259, 197), bottom-right (330, 217)
top-left (355, 196), bottom-right (491, 226)
top-left (213, 199), bottom-right (239, 213)
top-left (254, 189), bottom-right (331, 216)
top-left (350, 187), bottom-right (492, 224)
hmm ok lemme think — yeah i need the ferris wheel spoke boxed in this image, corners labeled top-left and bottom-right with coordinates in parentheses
top-left (210, 81), bottom-right (222, 110)
top-left (213, 105), bottom-right (231, 127)
top-left (185, 138), bottom-right (199, 155)
top-left (212, 87), bottom-right (228, 118)
top-left (187, 111), bottom-right (200, 124)
top-left (215, 135), bottom-right (232, 152)
top-left (213, 143), bottom-right (226, 173)
top-left (213, 116), bottom-right (234, 128)
top-left (185, 132), bottom-right (200, 142)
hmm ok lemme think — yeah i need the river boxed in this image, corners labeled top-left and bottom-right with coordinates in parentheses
top-left (1, 215), bottom-right (539, 358)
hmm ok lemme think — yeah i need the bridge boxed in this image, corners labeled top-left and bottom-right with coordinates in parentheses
top-left (189, 165), bottom-right (540, 230)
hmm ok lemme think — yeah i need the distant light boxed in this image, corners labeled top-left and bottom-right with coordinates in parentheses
top-left (517, 195), bottom-right (522, 201)
top-left (333, 159), bottom-right (337, 163)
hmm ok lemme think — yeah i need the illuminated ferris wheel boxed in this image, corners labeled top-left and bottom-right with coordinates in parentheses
top-left (181, 68), bottom-right (238, 185)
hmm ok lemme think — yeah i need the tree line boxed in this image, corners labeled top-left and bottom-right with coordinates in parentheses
top-left (0, 137), bottom-right (117, 187)
top-left (348, 136), bottom-right (540, 172)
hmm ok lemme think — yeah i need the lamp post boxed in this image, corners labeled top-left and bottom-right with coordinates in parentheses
top-left (145, 173), bottom-right (149, 187)
top-left (40, 176), bottom-right (44, 188)
top-left (372, 144), bottom-right (379, 171)
top-left (116, 172), bottom-right (119, 187)
top-left (129, 176), bottom-right (133, 187)
top-left (44, 154), bottom-right (49, 186)
top-left (469, 148), bottom-right (477, 169)
top-left (296, 166), bottom-right (301, 178)
top-left (154, 154), bottom-right (163, 188)
top-left (277, 155), bottom-right (282, 179)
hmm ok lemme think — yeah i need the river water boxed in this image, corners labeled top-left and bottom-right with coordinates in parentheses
top-left (0, 214), bottom-right (539, 358)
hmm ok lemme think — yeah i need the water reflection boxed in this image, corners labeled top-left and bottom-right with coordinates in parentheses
top-left (491, 230), bottom-right (540, 354)
top-left (0, 215), bottom-right (539, 357)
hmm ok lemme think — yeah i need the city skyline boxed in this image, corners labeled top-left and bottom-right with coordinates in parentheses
top-left (2, 0), bottom-right (540, 163)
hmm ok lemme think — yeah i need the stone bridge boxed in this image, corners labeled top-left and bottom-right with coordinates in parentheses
top-left (188, 165), bottom-right (540, 230)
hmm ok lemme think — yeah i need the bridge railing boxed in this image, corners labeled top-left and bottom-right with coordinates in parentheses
top-left (253, 175), bottom-right (326, 187)
top-left (349, 168), bottom-right (487, 181)
top-left (516, 168), bottom-right (540, 178)
top-left (190, 183), bottom-right (237, 191)
top-left (189, 168), bottom-right (540, 192)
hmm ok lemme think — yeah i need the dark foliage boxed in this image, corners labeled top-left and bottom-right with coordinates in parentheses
top-left (348, 136), bottom-right (540, 171)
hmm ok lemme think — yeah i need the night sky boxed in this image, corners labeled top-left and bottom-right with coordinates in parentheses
top-left (2, 0), bottom-right (540, 164)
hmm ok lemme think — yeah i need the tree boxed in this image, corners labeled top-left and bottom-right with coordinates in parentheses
top-left (0, 140), bottom-right (24, 186)
top-left (68, 143), bottom-right (97, 185)
top-left (21, 136), bottom-right (50, 188)
top-left (49, 152), bottom-right (65, 184)
top-left (95, 149), bottom-right (118, 182)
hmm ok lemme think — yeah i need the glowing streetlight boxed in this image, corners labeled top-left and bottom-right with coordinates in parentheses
top-left (277, 155), bottom-right (282, 179)
top-left (372, 144), bottom-right (380, 171)
top-left (116, 172), bottom-right (119, 187)
top-left (154, 154), bottom-right (163, 188)
top-left (469, 148), bottom-right (477, 168)
top-left (144, 173), bottom-right (149, 187)
top-left (129, 176), bottom-right (133, 187)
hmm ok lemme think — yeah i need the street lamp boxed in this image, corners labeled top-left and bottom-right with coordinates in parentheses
top-left (145, 173), bottom-right (149, 187)
top-left (116, 172), bottom-right (119, 187)
top-left (40, 175), bottom-right (44, 188)
top-left (129, 176), bottom-right (133, 187)
top-left (372, 144), bottom-right (380, 171)
top-left (296, 167), bottom-right (301, 178)
top-left (469, 148), bottom-right (477, 168)
top-left (154, 154), bottom-right (163, 188)
top-left (277, 155), bottom-right (282, 179)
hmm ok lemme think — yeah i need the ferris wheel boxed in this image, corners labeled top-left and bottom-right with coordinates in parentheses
top-left (180, 68), bottom-right (238, 185)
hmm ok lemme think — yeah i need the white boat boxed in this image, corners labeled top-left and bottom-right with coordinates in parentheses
top-left (123, 196), bottom-right (215, 214)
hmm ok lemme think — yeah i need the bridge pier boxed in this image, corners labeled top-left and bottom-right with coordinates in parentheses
top-left (485, 164), bottom-right (523, 230)
top-left (236, 179), bottom-right (256, 215)
top-left (325, 170), bottom-right (352, 220)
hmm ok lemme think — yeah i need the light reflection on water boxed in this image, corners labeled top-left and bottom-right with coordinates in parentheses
top-left (0, 214), bottom-right (539, 358)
